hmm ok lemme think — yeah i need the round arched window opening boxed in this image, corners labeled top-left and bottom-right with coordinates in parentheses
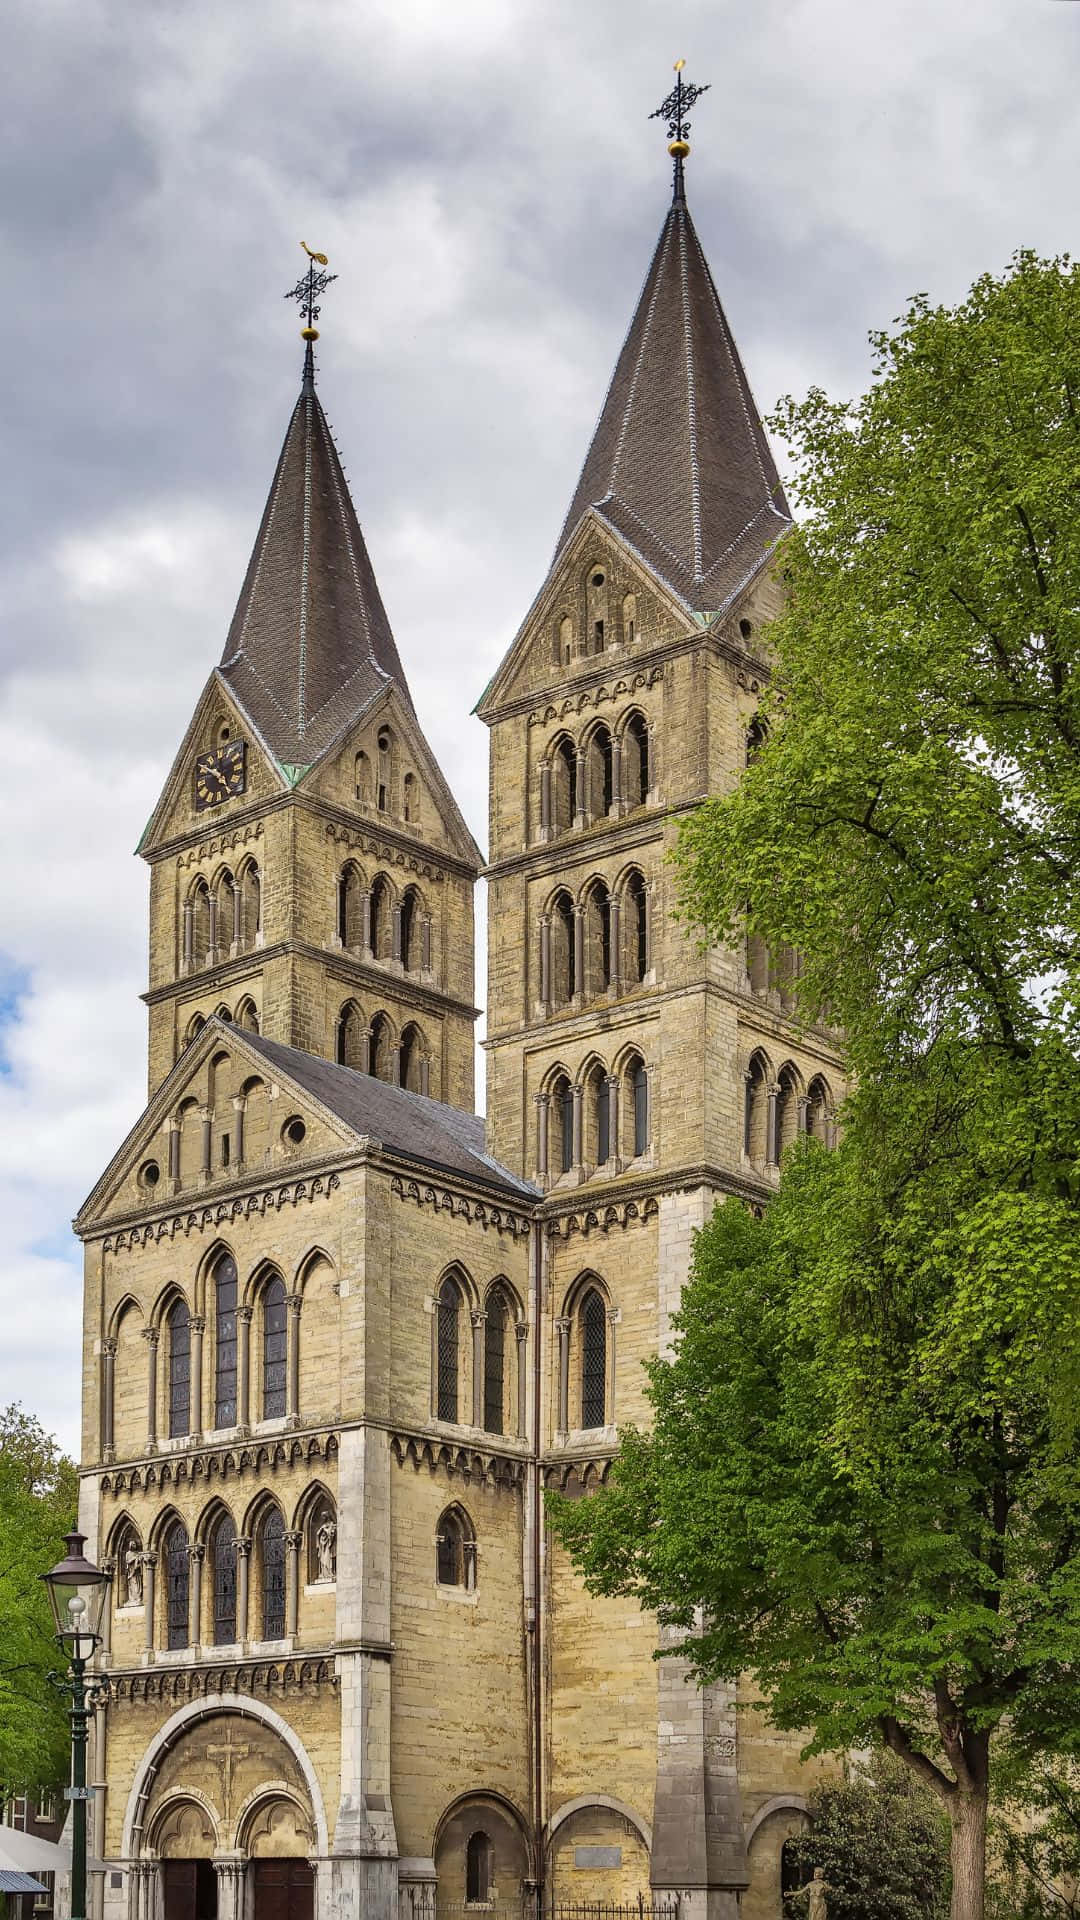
top-left (283, 1117), bottom-right (307, 1147)
top-left (739, 617), bottom-right (753, 641)
top-left (138, 1160), bottom-right (160, 1190)
top-left (590, 571), bottom-right (605, 588)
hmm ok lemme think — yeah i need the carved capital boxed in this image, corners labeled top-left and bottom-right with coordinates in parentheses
top-left (235, 1537), bottom-right (252, 1561)
top-left (141, 1327), bottom-right (159, 1349)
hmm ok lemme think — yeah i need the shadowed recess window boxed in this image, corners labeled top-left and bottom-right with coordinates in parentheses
top-left (633, 1061), bottom-right (648, 1156)
top-left (164, 1520), bottom-right (189, 1650)
top-left (214, 1256), bottom-right (238, 1428)
top-left (483, 1293), bottom-right (508, 1435)
top-left (262, 1276), bottom-right (288, 1419)
top-left (436, 1505), bottom-right (476, 1589)
top-left (167, 1299), bottom-right (190, 1438)
top-left (596, 1076), bottom-right (610, 1165)
top-left (466, 1831), bottom-right (494, 1903)
top-left (437, 1277), bottom-right (460, 1423)
top-left (211, 1512), bottom-right (237, 1644)
top-left (581, 1289), bottom-right (607, 1429)
top-left (261, 1507), bottom-right (287, 1639)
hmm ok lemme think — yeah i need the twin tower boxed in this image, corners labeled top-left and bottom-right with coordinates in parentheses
top-left (77, 137), bottom-right (843, 1920)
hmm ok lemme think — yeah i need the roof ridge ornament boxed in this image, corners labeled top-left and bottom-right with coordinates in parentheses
top-left (650, 58), bottom-right (710, 207)
top-left (285, 242), bottom-right (338, 392)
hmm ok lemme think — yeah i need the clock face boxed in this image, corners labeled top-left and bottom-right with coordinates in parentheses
top-left (194, 740), bottom-right (246, 811)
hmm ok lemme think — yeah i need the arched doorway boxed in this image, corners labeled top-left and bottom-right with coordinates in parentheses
top-left (243, 1796), bottom-right (317, 1920)
top-left (434, 1792), bottom-right (532, 1917)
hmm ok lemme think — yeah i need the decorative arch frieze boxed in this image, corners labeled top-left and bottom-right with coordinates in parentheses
top-left (389, 1174), bottom-right (532, 1239)
top-left (102, 1174), bottom-right (341, 1256)
top-left (99, 1429), bottom-right (338, 1497)
top-left (389, 1431), bottom-right (526, 1492)
top-left (323, 822), bottom-right (443, 884)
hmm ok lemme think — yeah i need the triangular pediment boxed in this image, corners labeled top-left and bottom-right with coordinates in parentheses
top-left (137, 672), bottom-right (290, 857)
top-left (76, 1020), bottom-right (358, 1234)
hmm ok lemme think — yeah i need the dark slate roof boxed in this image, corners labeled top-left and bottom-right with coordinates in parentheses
top-left (241, 1031), bottom-right (537, 1199)
top-left (555, 197), bottom-right (792, 613)
top-left (219, 351), bottom-right (414, 768)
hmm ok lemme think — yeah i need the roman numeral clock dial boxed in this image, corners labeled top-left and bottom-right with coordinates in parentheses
top-left (194, 740), bottom-right (246, 811)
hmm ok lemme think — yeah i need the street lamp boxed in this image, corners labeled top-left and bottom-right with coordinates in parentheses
top-left (42, 1532), bottom-right (111, 1920)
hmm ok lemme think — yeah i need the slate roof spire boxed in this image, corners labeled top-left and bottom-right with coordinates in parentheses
top-left (218, 249), bottom-right (413, 771)
top-left (554, 68), bottom-right (792, 615)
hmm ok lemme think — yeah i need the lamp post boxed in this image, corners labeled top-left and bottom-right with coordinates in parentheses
top-left (41, 1531), bottom-right (111, 1920)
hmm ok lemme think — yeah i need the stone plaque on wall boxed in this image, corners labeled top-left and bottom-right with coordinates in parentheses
top-left (574, 1847), bottom-right (622, 1871)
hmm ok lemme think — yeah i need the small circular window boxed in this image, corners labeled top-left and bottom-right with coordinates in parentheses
top-left (590, 571), bottom-right (605, 588)
top-left (283, 1117), bottom-right (307, 1148)
top-left (138, 1160), bottom-right (161, 1190)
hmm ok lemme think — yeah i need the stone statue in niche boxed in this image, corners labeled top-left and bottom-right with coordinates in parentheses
top-left (315, 1518), bottom-right (337, 1582)
top-left (123, 1543), bottom-right (144, 1607)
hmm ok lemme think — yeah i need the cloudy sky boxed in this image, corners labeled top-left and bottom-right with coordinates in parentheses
top-left (2, 0), bottom-right (1078, 1455)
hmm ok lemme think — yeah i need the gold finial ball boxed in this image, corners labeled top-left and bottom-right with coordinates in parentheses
top-left (301, 326), bottom-right (320, 341)
top-left (668, 138), bottom-right (690, 159)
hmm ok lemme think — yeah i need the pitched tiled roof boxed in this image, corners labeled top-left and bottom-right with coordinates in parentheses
top-left (242, 1031), bottom-right (537, 1200)
top-left (219, 351), bottom-right (414, 768)
top-left (555, 198), bottom-right (792, 613)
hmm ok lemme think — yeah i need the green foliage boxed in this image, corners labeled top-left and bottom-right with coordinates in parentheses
top-left (782, 1757), bottom-right (951, 1920)
top-left (0, 1405), bottom-right (78, 1791)
top-left (987, 1762), bottom-right (1080, 1917)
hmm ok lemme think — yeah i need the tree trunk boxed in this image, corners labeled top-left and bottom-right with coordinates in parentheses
top-left (949, 1779), bottom-right (988, 1920)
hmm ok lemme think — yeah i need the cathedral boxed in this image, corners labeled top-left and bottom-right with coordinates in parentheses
top-left (75, 96), bottom-right (843, 1920)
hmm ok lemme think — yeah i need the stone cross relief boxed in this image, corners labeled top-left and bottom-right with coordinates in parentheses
top-left (206, 1728), bottom-right (252, 1823)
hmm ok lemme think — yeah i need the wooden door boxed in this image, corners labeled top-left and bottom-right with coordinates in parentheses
top-left (162, 1861), bottom-right (217, 1920)
top-left (251, 1858), bottom-right (313, 1920)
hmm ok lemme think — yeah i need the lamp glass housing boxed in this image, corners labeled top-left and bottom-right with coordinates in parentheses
top-left (42, 1530), bottom-right (111, 1650)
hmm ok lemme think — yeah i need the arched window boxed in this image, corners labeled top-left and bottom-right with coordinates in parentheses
top-left (307, 1494), bottom-right (337, 1585)
top-left (624, 871), bottom-right (648, 984)
top-left (622, 593), bottom-right (636, 646)
top-left (403, 772), bottom-right (417, 825)
top-left (377, 729), bottom-right (392, 813)
top-left (113, 1522), bottom-right (144, 1611)
top-left (623, 712), bottom-right (650, 806)
top-left (580, 1289), bottom-right (608, 1430)
top-left (483, 1290), bottom-right (510, 1435)
top-left (552, 738), bottom-right (577, 834)
top-left (210, 1511), bottom-right (237, 1645)
top-left (586, 725), bottom-right (614, 819)
top-left (355, 750), bottom-right (371, 804)
top-left (163, 1519), bottom-right (190, 1650)
top-left (556, 614), bottom-right (573, 667)
top-left (583, 1064), bottom-right (609, 1166)
top-left (400, 887), bottom-right (421, 972)
top-left (744, 1053), bottom-right (771, 1164)
top-left (191, 882), bottom-right (211, 969)
top-left (370, 874), bottom-right (392, 960)
top-left (185, 1013), bottom-right (206, 1044)
top-left (167, 1299), bottom-right (191, 1438)
top-left (584, 882), bottom-right (612, 998)
top-left (262, 1276), bottom-right (288, 1420)
top-left (623, 1055), bottom-right (649, 1158)
top-left (746, 715), bottom-right (768, 764)
top-left (437, 1276), bottom-right (461, 1423)
top-left (260, 1507), bottom-right (287, 1640)
top-left (336, 1000), bottom-right (365, 1070)
top-left (551, 1074), bottom-right (573, 1176)
top-left (235, 996), bottom-right (259, 1033)
top-left (552, 891), bottom-right (575, 1004)
top-left (238, 862), bottom-right (260, 948)
top-left (400, 1022), bottom-right (425, 1093)
top-left (807, 1076), bottom-right (832, 1144)
top-left (466, 1831), bottom-right (494, 1904)
top-left (776, 1064), bottom-right (801, 1158)
top-left (435, 1505), bottom-right (476, 1589)
top-left (586, 566), bottom-right (608, 654)
top-left (214, 1255), bottom-right (238, 1429)
top-left (369, 1011), bottom-right (395, 1082)
top-left (337, 863), bottom-right (363, 949)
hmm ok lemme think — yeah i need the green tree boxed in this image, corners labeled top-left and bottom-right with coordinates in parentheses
top-left (0, 1405), bottom-right (78, 1791)
top-left (782, 1756), bottom-right (951, 1920)
top-left (551, 253), bottom-right (1080, 1920)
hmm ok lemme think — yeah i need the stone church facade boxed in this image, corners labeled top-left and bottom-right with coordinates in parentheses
top-left (75, 152), bottom-right (843, 1920)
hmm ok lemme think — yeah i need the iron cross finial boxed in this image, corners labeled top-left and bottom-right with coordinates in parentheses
top-left (285, 242), bottom-right (338, 340)
top-left (650, 60), bottom-right (710, 202)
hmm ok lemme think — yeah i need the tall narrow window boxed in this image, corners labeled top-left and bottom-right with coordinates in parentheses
top-left (624, 712), bottom-right (649, 805)
top-left (596, 1076), bottom-right (610, 1165)
top-left (214, 1255), bottom-right (238, 1428)
top-left (167, 1300), bottom-right (191, 1438)
top-left (377, 729), bottom-right (391, 812)
top-left (400, 888), bottom-right (418, 970)
top-left (261, 1508), bottom-right (286, 1639)
top-left (632, 1060), bottom-right (648, 1156)
top-left (580, 1289), bottom-right (607, 1430)
top-left (626, 871), bottom-right (648, 983)
top-left (553, 738), bottom-right (577, 833)
top-left (483, 1292), bottom-right (508, 1435)
top-left (262, 1276), bottom-right (288, 1419)
top-left (436, 1505), bottom-right (476, 1588)
top-left (466, 1833), bottom-right (494, 1903)
top-left (211, 1512), bottom-right (237, 1644)
top-left (370, 875), bottom-right (391, 959)
top-left (164, 1520), bottom-right (190, 1650)
top-left (437, 1277), bottom-right (460, 1422)
top-left (554, 892), bottom-right (575, 1002)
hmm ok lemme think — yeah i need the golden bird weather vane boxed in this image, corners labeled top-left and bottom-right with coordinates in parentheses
top-left (285, 242), bottom-right (337, 340)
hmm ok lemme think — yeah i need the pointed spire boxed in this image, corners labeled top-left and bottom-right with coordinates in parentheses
top-left (554, 71), bottom-right (792, 615)
top-left (218, 251), bottom-right (414, 770)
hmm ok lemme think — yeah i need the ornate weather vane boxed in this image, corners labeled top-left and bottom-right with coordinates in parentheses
top-left (285, 241), bottom-right (338, 341)
top-left (650, 59), bottom-right (710, 203)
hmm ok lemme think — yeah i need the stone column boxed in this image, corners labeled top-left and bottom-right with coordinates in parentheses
top-left (651, 1624), bottom-right (747, 1917)
top-left (610, 735), bottom-right (623, 815)
top-left (231, 882), bottom-right (242, 954)
top-left (166, 1120), bottom-right (180, 1192)
top-left (606, 1309), bottom-right (618, 1425)
top-left (142, 1553), bottom-right (157, 1654)
top-left (742, 1072), bottom-right (753, 1156)
top-left (574, 750), bottom-right (587, 829)
top-left (286, 1294), bottom-right (303, 1424)
top-left (182, 899), bottom-right (194, 972)
top-left (470, 1311), bottom-right (486, 1427)
top-left (101, 1339), bottom-right (117, 1461)
top-left (142, 1328), bottom-right (159, 1451)
top-left (420, 1056), bottom-right (430, 1097)
top-left (767, 1084), bottom-right (780, 1167)
top-left (607, 1074), bottom-right (620, 1168)
top-left (235, 1538), bottom-right (251, 1645)
top-left (571, 1082), bottom-right (584, 1173)
top-left (534, 1093), bottom-right (549, 1182)
top-left (199, 1109), bottom-right (212, 1179)
top-left (515, 1323), bottom-right (529, 1439)
top-left (539, 759), bottom-right (552, 838)
top-left (608, 897), bottom-right (621, 994)
top-left (232, 1095), bottom-right (246, 1168)
top-left (189, 1543), bottom-right (204, 1649)
top-left (644, 882), bottom-right (654, 974)
top-left (422, 915), bottom-right (432, 973)
top-left (647, 719), bottom-right (659, 799)
top-left (555, 1318), bottom-right (571, 1439)
top-left (100, 1557), bottom-right (114, 1659)
top-left (797, 1095), bottom-right (810, 1135)
top-left (429, 1299), bottom-right (440, 1419)
top-left (359, 1027), bottom-right (372, 1074)
top-left (360, 888), bottom-right (373, 958)
top-left (236, 1306), bottom-right (252, 1430)
top-left (537, 913), bottom-right (551, 1010)
top-left (573, 907), bottom-right (585, 1004)
top-left (285, 1530), bottom-right (302, 1637)
top-left (189, 1316), bottom-right (205, 1442)
top-left (213, 1860), bottom-right (246, 1920)
top-left (391, 903), bottom-right (403, 964)
top-left (207, 892), bottom-right (218, 965)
